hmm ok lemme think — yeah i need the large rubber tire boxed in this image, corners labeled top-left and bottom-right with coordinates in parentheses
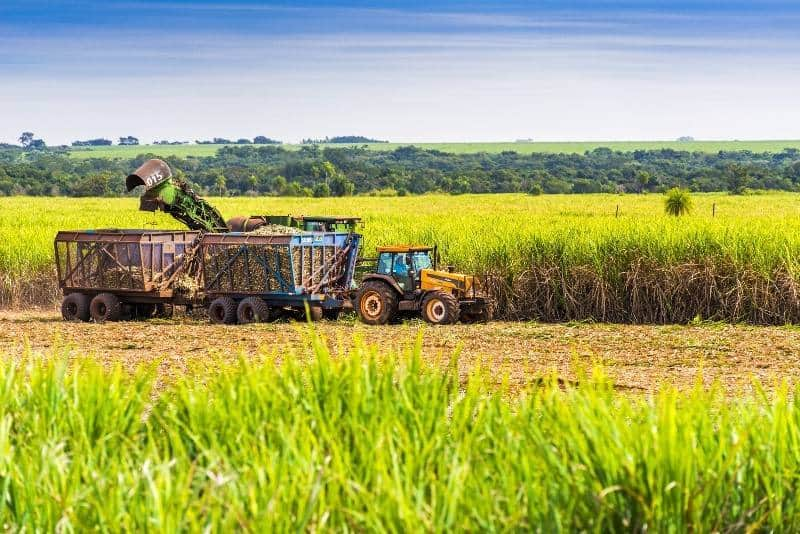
top-left (356, 281), bottom-right (398, 325)
top-left (61, 293), bottom-right (90, 322)
top-left (421, 291), bottom-right (460, 325)
top-left (90, 293), bottom-right (122, 323)
top-left (237, 297), bottom-right (270, 324)
top-left (208, 297), bottom-right (238, 324)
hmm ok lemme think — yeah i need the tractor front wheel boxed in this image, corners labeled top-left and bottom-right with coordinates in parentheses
top-left (356, 281), bottom-right (398, 325)
top-left (421, 291), bottom-right (460, 325)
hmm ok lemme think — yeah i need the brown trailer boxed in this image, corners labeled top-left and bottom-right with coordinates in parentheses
top-left (54, 230), bottom-right (200, 322)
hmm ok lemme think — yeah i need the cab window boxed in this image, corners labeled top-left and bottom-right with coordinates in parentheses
top-left (377, 253), bottom-right (393, 275)
top-left (411, 251), bottom-right (432, 271)
top-left (393, 253), bottom-right (410, 277)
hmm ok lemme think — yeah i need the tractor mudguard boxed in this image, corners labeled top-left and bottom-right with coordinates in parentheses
top-left (360, 273), bottom-right (405, 296)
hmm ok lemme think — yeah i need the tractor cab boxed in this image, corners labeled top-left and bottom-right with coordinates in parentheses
top-left (374, 246), bottom-right (435, 291)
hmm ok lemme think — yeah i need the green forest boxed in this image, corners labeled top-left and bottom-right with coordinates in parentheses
top-left (2, 144), bottom-right (800, 197)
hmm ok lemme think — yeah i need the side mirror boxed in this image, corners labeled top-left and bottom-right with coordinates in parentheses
top-left (406, 255), bottom-right (413, 266)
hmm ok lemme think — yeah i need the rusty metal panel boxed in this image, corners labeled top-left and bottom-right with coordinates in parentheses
top-left (54, 230), bottom-right (200, 292)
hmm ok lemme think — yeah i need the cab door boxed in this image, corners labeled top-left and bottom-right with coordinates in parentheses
top-left (377, 252), bottom-right (414, 291)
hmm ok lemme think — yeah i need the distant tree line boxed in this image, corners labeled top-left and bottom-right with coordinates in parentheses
top-left (302, 136), bottom-right (388, 144)
top-left (64, 134), bottom-right (281, 148)
top-left (72, 139), bottom-right (113, 147)
top-left (118, 136), bottom-right (139, 146)
top-left (196, 136), bottom-right (281, 145)
top-left (18, 132), bottom-right (46, 150)
top-left (1, 144), bottom-right (800, 197)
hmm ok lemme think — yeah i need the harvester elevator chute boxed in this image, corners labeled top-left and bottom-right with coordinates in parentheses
top-left (126, 159), bottom-right (229, 232)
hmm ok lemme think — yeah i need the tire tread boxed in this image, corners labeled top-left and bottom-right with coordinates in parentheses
top-left (421, 291), bottom-right (460, 325)
top-left (209, 297), bottom-right (238, 324)
top-left (356, 280), bottom-right (399, 325)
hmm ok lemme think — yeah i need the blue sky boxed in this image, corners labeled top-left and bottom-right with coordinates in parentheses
top-left (2, 0), bottom-right (800, 144)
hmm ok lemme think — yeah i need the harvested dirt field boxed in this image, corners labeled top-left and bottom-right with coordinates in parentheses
top-left (2, 310), bottom-right (800, 394)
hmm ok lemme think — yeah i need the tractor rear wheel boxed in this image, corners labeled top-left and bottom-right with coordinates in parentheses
top-left (237, 297), bottom-right (270, 324)
top-left (421, 291), bottom-right (460, 325)
top-left (356, 281), bottom-right (398, 325)
top-left (90, 293), bottom-right (122, 323)
top-left (208, 297), bottom-right (237, 324)
top-left (61, 293), bottom-right (90, 322)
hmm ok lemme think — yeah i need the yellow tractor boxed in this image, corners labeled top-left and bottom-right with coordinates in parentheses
top-left (355, 245), bottom-right (491, 325)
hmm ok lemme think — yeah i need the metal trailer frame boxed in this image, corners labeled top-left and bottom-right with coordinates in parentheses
top-left (54, 229), bottom-right (201, 304)
top-left (53, 229), bottom-right (362, 323)
top-left (199, 231), bottom-right (361, 311)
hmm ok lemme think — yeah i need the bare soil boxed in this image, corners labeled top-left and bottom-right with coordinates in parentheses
top-left (2, 310), bottom-right (800, 394)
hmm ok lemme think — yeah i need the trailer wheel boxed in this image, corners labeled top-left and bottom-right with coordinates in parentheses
top-left (237, 297), bottom-right (270, 324)
top-left (208, 297), bottom-right (237, 324)
top-left (356, 281), bottom-right (398, 325)
top-left (61, 293), bottom-right (90, 322)
top-left (421, 291), bottom-right (460, 325)
top-left (90, 293), bottom-right (122, 323)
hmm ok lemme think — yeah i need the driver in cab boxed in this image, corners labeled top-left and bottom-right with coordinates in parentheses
top-left (393, 253), bottom-right (414, 290)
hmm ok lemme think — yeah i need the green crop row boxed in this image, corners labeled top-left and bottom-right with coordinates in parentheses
top-left (3, 193), bottom-right (800, 322)
top-left (1, 339), bottom-right (800, 530)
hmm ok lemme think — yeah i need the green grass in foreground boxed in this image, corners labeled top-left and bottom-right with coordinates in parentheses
top-left (2, 337), bottom-right (800, 530)
top-left (66, 139), bottom-right (800, 158)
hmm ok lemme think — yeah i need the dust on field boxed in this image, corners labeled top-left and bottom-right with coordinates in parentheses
top-left (2, 311), bottom-right (800, 394)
